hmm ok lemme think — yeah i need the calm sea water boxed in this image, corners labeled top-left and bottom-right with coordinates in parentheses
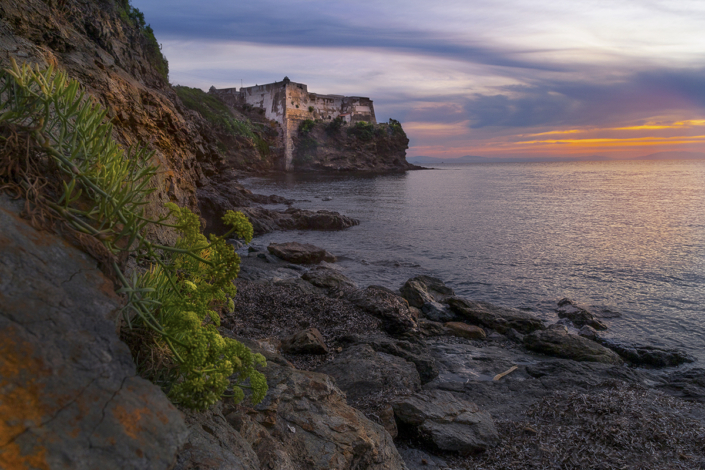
top-left (240, 160), bottom-right (705, 365)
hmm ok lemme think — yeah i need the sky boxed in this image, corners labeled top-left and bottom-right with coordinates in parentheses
top-left (132, 0), bottom-right (705, 160)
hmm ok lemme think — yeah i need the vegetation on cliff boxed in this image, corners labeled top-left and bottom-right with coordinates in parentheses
top-left (116, 0), bottom-right (169, 81)
top-left (0, 61), bottom-right (266, 410)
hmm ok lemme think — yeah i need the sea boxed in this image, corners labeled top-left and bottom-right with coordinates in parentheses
top-left (239, 160), bottom-right (705, 366)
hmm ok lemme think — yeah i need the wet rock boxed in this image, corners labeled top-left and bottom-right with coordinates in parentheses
top-left (401, 276), bottom-right (455, 308)
top-left (599, 339), bottom-right (695, 367)
top-left (398, 448), bottom-right (451, 470)
top-left (505, 328), bottom-right (525, 344)
top-left (659, 368), bottom-right (705, 402)
top-left (578, 325), bottom-right (599, 340)
top-left (523, 328), bottom-right (623, 364)
top-left (445, 322), bottom-right (487, 340)
top-left (302, 266), bottom-right (357, 290)
top-left (281, 328), bottom-right (329, 355)
top-left (317, 344), bottom-right (421, 402)
top-left (422, 301), bottom-right (455, 322)
top-left (446, 297), bottom-right (545, 334)
top-left (267, 242), bottom-right (336, 264)
top-left (242, 207), bottom-right (360, 235)
top-left (0, 196), bottom-right (187, 469)
top-left (348, 286), bottom-right (418, 336)
top-left (556, 298), bottom-right (608, 330)
top-left (393, 390), bottom-right (499, 453)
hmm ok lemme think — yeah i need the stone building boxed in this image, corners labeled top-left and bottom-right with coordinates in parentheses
top-left (210, 77), bottom-right (376, 171)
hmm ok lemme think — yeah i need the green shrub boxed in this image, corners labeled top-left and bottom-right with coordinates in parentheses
top-left (0, 61), bottom-right (266, 410)
top-left (298, 119), bottom-right (316, 135)
top-left (116, 0), bottom-right (169, 82)
top-left (326, 116), bottom-right (345, 135)
top-left (348, 120), bottom-right (375, 141)
top-left (308, 106), bottom-right (314, 113)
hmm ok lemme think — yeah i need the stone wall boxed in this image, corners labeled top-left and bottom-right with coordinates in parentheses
top-left (211, 78), bottom-right (377, 170)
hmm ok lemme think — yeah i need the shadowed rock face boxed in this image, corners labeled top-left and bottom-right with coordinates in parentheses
top-left (0, 197), bottom-right (187, 470)
top-left (268, 242), bottom-right (337, 264)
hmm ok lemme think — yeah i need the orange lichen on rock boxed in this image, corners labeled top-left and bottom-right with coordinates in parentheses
top-left (112, 404), bottom-right (151, 440)
top-left (0, 327), bottom-right (50, 470)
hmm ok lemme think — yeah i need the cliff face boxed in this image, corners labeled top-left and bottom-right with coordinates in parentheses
top-left (292, 118), bottom-right (419, 172)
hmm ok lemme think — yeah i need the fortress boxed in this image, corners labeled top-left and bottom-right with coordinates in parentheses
top-left (210, 77), bottom-right (376, 170)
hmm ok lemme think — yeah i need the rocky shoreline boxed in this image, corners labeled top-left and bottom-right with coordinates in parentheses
top-left (218, 237), bottom-right (705, 469)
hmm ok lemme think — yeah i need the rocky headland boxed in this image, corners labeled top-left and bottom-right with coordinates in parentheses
top-left (1, 0), bottom-right (704, 469)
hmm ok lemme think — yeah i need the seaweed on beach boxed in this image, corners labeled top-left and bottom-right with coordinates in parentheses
top-left (456, 381), bottom-right (705, 470)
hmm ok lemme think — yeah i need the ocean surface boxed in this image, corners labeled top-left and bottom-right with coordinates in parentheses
top-left (239, 160), bottom-right (705, 365)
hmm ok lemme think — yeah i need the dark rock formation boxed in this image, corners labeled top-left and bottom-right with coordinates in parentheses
top-left (401, 276), bottom-right (455, 308)
top-left (348, 286), bottom-right (418, 335)
top-left (267, 242), bottom-right (336, 264)
top-left (523, 327), bottom-right (623, 364)
top-left (0, 197), bottom-right (187, 469)
top-left (421, 301), bottom-right (456, 322)
top-left (393, 390), bottom-right (499, 453)
top-left (598, 339), bottom-right (695, 367)
top-left (446, 297), bottom-right (545, 334)
top-left (317, 344), bottom-right (421, 403)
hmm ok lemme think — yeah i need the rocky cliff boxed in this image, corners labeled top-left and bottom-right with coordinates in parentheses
top-left (292, 118), bottom-right (419, 172)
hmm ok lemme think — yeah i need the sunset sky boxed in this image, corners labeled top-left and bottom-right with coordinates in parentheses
top-left (132, 0), bottom-right (705, 160)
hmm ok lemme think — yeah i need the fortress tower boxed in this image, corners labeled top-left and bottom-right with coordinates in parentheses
top-left (210, 77), bottom-right (376, 171)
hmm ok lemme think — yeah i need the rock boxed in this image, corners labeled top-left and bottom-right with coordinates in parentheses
top-left (578, 325), bottom-right (599, 340)
top-left (556, 298), bottom-right (608, 330)
top-left (241, 207), bottom-right (360, 236)
top-left (393, 390), bottom-right (499, 453)
top-left (445, 322), bottom-right (487, 340)
top-left (398, 448), bottom-right (451, 470)
top-left (419, 318), bottom-right (448, 337)
top-left (660, 368), bottom-right (705, 402)
top-left (421, 301), bottom-right (455, 322)
top-left (400, 276), bottom-right (455, 308)
top-left (446, 297), bottom-right (544, 334)
top-left (598, 339), bottom-right (695, 367)
top-left (256, 356), bottom-right (406, 469)
top-left (322, 196), bottom-right (333, 201)
top-left (256, 252), bottom-right (279, 263)
top-left (523, 328), bottom-right (623, 364)
top-left (0, 196), bottom-right (187, 469)
top-left (378, 404), bottom-right (398, 438)
top-left (175, 404), bottom-right (261, 470)
top-left (317, 344), bottom-right (421, 403)
top-left (281, 328), bottom-right (329, 355)
top-left (302, 266), bottom-right (357, 290)
top-left (267, 242), bottom-right (336, 264)
top-left (348, 286), bottom-right (418, 336)
top-left (348, 335), bottom-right (439, 385)
top-left (505, 328), bottom-right (525, 344)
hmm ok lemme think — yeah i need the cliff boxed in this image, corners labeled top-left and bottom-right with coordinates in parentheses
top-left (293, 118), bottom-right (419, 172)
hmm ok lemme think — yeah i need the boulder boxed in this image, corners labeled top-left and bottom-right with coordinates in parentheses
top-left (393, 390), bottom-right (499, 453)
top-left (421, 301), bottom-right (455, 322)
top-left (348, 286), bottom-right (418, 335)
top-left (445, 322), bottom-right (487, 340)
top-left (400, 276), bottom-right (455, 308)
top-left (556, 298), bottom-right (607, 330)
top-left (598, 339), bottom-right (695, 367)
top-left (256, 357), bottom-right (406, 469)
top-left (0, 196), bottom-right (187, 469)
top-left (267, 242), bottom-right (336, 264)
top-left (281, 328), bottom-right (329, 355)
top-left (418, 318), bottom-right (448, 337)
top-left (523, 328), bottom-right (623, 364)
top-left (302, 266), bottom-right (357, 290)
top-left (316, 344), bottom-right (421, 403)
top-left (446, 297), bottom-right (544, 334)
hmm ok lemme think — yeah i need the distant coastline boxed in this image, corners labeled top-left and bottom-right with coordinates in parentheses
top-left (407, 150), bottom-right (705, 165)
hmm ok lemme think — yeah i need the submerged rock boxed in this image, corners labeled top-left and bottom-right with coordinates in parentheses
top-left (556, 298), bottom-right (608, 330)
top-left (446, 297), bottom-right (544, 334)
top-left (393, 390), bottom-right (499, 453)
top-left (267, 242), bottom-right (336, 264)
top-left (523, 328), bottom-right (623, 364)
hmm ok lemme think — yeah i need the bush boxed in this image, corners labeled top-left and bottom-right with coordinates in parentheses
top-left (0, 61), bottom-right (267, 410)
top-left (308, 106), bottom-right (314, 113)
top-left (326, 116), bottom-right (345, 135)
top-left (298, 119), bottom-right (316, 135)
top-left (348, 120), bottom-right (376, 141)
